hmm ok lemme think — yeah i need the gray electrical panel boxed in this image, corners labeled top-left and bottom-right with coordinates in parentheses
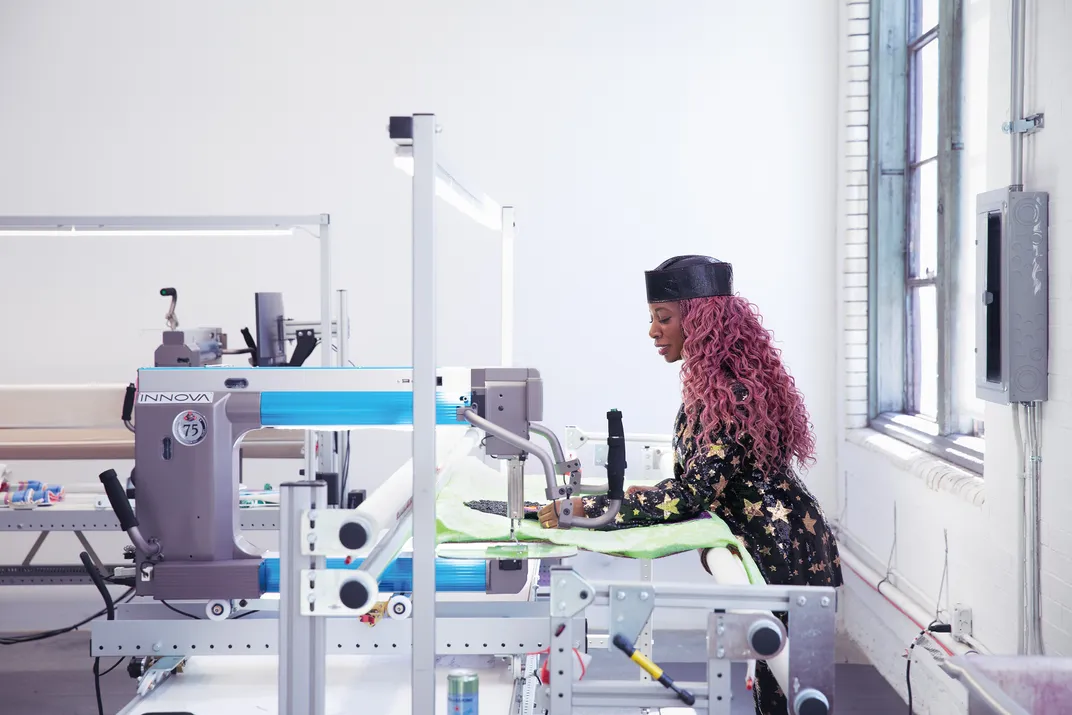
top-left (975, 188), bottom-right (1049, 404)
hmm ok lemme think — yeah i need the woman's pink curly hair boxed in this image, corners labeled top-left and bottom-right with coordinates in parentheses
top-left (679, 295), bottom-right (815, 473)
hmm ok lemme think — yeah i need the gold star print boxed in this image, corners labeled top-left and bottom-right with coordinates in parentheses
top-left (792, 539), bottom-right (800, 549)
top-left (822, 532), bottom-right (830, 545)
top-left (776, 480), bottom-right (791, 491)
top-left (792, 569), bottom-right (799, 577)
top-left (656, 495), bottom-right (680, 518)
top-left (802, 512), bottom-right (818, 535)
top-left (707, 442), bottom-right (726, 459)
top-left (767, 501), bottom-right (792, 523)
top-left (730, 455), bottom-right (740, 466)
top-left (764, 524), bottom-right (775, 536)
top-left (834, 555), bottom-right (841, 568)
top-left (687, 483), bottom-right (698, 495)
top-left (769, 565), bottom-right (777, 572)
top-left (759, 546), bottom-right (771, 556)
top-left (633, 509), bottom-right (640, 516)
top-left (713, 475), bottom-right (728, 497)
top-left (583, 497), bottom-right (594, 510)
top-left (745, 481), bottom-right (753, 487)
top-left (742, 498), bottom-right (764, 522)
top-left (809, 561), bottom-right (827, 574)
top-left (795, 495), bottom-right (801, 501)
top-left (614, 513), bottom-right (624, 524)
top-left (637, 493), bottom-right (648, 505)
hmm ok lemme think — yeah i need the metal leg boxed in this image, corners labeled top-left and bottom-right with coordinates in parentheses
top-left (20, 531), bottom-right (49, 566)
top-left (708, 613), bottom-right (733, 715)
top-left (549, 582), bottom-right (576, 715)
top-left (73, 531), bottom-right (106, 571)
top-left (279, 481), bottom-right (327, 715)
top-left (787, 589), bottom-right (836, 714)
top-left (638, 559), bottom-right (654, 682)
top-left (410, 112), bottom-right (439, 715)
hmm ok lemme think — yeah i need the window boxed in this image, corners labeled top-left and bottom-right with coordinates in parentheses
top-left (868, 0), bottom-right (984, 472)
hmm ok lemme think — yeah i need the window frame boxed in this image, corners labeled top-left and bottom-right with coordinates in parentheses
top-left (867, 0), bottom-right (982, 473)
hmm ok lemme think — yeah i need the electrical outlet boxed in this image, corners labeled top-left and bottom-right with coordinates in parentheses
top-left (953, 604), bottom-right (973, 640)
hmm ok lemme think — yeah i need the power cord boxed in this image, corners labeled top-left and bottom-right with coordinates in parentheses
top-left (160, 600), bottom-right (260, 620)
top-left (0, 588), bottom-right (134, 646)
top-left (160, 601), bottom-right (201, 620)
top-left (80, 552), bottom-right (117, 715)
top-left (906, 621), bottom-right (951, 714)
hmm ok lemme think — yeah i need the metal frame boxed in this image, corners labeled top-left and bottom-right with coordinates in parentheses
top-left (390, 113), bottom-right (513, 715)
top-left (0, 507), bottom-right (279, 532)
top-left (91, 602), bottom-right (585, 657)
top-left (545, 566), bottom-right (837, 715)
top-left (868, 0), bottom-right (981, 471)
top-left (0, 213), bottom-right (342, 478)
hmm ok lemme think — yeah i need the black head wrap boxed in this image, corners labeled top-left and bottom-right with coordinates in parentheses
top-left (644, 255), bottom-right (733, 302)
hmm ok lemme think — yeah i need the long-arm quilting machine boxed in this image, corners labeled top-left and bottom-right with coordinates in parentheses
top-left (1, 115), bottom-right (838, 715)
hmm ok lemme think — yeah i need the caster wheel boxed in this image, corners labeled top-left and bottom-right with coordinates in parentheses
top-left (387, 594), bottom-right (412, 620)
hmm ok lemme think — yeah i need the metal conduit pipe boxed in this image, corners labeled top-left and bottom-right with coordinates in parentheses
top-left (1008, 0), bottom-right (1045, 656)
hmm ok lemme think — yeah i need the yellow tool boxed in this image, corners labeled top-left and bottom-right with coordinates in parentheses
top-left (612, 634), bottom-right (696, 706)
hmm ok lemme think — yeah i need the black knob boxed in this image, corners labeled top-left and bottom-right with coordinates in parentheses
top-left (338, 522), bottom-right (367, 550)
top-left (339, 579), bottom-right (370, 610)
top-left (750, 623), bottom-right (783, 657)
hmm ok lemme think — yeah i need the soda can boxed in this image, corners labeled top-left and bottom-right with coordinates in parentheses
top-left (446, 669), bottom-right (479, 714)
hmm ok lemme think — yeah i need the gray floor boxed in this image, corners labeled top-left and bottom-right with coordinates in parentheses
top-left (0, 630), bottom-right (903, 714)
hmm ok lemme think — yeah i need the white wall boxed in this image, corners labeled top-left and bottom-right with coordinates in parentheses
top-left (0, 1), bottom-right (839, 629)
top-left (836, 0), bottom-right (1072, 710)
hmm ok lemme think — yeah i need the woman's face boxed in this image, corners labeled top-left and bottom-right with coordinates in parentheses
top-left (648, 302), bottom-right (684, 363)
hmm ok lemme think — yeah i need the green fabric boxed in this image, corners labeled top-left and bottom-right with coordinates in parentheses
top-left (434, 457), bottom-right (764, 585)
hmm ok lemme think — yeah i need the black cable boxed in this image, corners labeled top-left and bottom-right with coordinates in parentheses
top-left (99, 657), bottom-right (127, 676)
top-left (907, 620), bottom-right (951, 715)
top-left (80, 552), bottom-right (116, 715)
top-left (93, 657), bottom-right (103, 715)
top-left (232, 610), bottom-right (260, 619)
top-left (0, 588), bottom-right (134, 645)
top-left (160, 601), bottom-right (201, 620)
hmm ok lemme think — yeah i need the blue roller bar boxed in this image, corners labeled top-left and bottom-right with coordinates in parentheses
top-left (260, 392), bottom-right (466, 427)
top-left (258, 556), bottom-right (487, 594)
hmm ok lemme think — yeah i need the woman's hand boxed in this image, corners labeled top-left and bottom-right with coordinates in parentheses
top-left (626, 485), bottom-right (651, 496)
top-left (537, 497), bottom-right (584, 529)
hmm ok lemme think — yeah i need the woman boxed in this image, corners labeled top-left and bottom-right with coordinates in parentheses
top-left (538, 255), bottom-right (842, 715)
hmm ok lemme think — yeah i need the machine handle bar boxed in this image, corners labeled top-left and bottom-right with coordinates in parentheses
top-left (605, 409), bottom-right (626, 501)
top-left (99, 468), bottom-right (138, 531)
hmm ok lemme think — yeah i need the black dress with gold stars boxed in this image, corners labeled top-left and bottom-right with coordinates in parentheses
top-left (581, 404), bottom-right (842, 715)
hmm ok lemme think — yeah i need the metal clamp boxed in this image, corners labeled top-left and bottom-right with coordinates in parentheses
top-left (707, 612), bottom-right (787, 661)
top-left (608, 585), bottom-right (655, 646)
top-left (550, 568), bottom-right (596, 619)
top-left (299, 568), bottom-right (379, 616)
top-left (1003, 113), bottom-right (1044, 135)
top-left (299, 508), bottom-right (376, 557)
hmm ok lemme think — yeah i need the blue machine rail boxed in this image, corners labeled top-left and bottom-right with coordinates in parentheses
top-left (260, 392), bottom-right (466, 426)
top-left (258, 556), bottom-right (486, 594)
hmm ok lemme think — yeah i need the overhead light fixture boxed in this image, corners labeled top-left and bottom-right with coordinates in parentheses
top-left (394, 148), bottom-right (503, 231)
top-left (0, 228), bottom-right (295, 237)
top-left (0, 216), bottom-right (328, 238)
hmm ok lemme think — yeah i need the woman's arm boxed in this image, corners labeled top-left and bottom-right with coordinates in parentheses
top-left (579, 436), bottom-right (745, 526)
